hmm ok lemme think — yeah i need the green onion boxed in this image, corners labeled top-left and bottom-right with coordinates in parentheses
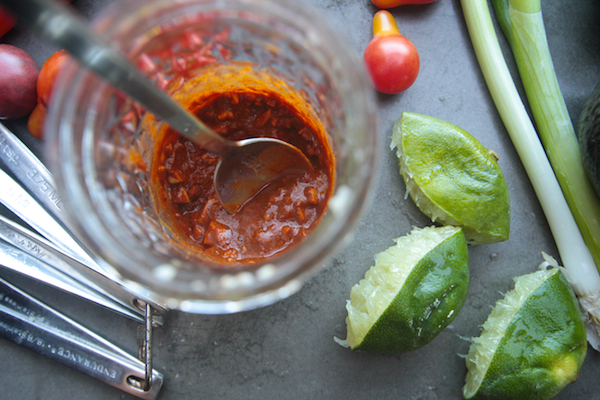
top-left (460, 0), bottom-right (600, 349)
top-left (492, 0), bottom-right (600, 275)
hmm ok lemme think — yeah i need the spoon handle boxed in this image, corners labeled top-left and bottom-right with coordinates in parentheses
top-left (0, 237), bottom-right (143, 323)
top-left (0, 0), bottom-right (229, 153)
top-left (0, 123), bottom-right (67, 230)
top-left (0, 277), bottom-right (164, 399)
top-left (0, 168), bottom-right (96, 268)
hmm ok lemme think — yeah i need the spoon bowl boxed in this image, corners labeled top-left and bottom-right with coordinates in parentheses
top-left (215, 138), bottom-right (313, 214)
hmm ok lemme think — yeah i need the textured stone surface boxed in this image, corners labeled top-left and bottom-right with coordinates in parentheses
top-left (1, 0), bottom-right (599, 399)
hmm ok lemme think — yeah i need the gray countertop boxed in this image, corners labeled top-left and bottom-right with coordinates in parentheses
top-left (1, 0), bottom-right (600, 399)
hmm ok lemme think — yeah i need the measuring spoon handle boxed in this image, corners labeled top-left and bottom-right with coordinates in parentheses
top-left (0, 123), bottom-right (65, 227)
top-left (0, 277), bottom-right (164, 399)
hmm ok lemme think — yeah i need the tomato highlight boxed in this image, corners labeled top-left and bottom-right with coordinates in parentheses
top-left (363, 10), bottom-right (420, 94)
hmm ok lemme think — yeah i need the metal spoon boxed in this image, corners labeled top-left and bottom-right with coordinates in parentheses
top-left (0, 277), bottom-right (163, 399)
top-left (1, 0), bottom-right (312, 214)
top-left (0, 124), bottom-right (169, 322)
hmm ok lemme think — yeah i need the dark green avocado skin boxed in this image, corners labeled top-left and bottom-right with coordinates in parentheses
top-left (579, 80), bottom-right (600, 198)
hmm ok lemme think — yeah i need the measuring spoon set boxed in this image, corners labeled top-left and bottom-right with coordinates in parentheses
top-left (0, 122), bottom-right (166, 399)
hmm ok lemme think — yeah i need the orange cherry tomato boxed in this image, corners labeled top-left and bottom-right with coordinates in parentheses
top-left (37, 49), bottom-right (70, 107)
top-left (0, 7), bottom-right (16, 39)
top-left (27, 101), bottom-right (47, 140)
top-left (372, 0), bottom-right (437, 8)
top-left (363, 10), bottom-right (420, 94)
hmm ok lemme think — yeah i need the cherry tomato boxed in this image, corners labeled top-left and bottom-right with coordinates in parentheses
top-left (0, 7), bottom-right (16, 39)
top-left (27, 101), bottom-right (46, 140)
top-left (37, 49), bottom-right (69, 107)
top-left (372, 0), bottom-right (437, 8)
top-left (363, 11), bottom-right (420, 94)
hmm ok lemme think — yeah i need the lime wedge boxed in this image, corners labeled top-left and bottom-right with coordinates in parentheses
top-left (335, 225), bottom-right (469, 353)
top-left (463, 261), bottom-right (587, 400)
top-left (391, 112), bottom-right (510, 244)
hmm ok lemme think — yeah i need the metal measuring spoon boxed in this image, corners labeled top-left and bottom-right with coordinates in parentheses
top-left (0, 238), bottom-right (141, 321)
top-left (0, 169), bottom-right (169, 322)
top-left (0, 277), bottom-right (163, 399)
top-left (0, 124), bottom-right (169, 323)
top-left (0, 123), bottom-right (70, 233)
top-left (0, 214), bottom-right (152, 323)
top-left (0, 168), bottom-right (95, 268)
top-left (1, 0), bottom-right (313, 214)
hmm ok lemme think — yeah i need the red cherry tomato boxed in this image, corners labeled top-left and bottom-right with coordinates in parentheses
top-left (0, 7), bottom-right (16, 39)
top-left (363, 10), bottom-right (420, 94)
top-left (37, 49), bottom-right (70, 107)
top-left (372, 0), bottom-right (437, 8)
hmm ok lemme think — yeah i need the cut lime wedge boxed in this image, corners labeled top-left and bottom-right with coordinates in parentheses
top-left (335, 225), bottom-right (469, 353)
top-left (463, 261), bottom-right (586, 400)
top-left (391, 112), bottom-right (510, 244)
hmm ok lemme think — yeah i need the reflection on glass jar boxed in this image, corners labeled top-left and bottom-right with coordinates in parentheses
top-left (46, 0), bottom-right (378, 313)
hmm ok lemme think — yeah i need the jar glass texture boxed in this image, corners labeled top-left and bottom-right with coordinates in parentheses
top-left (46, 0), bottom-right (378, 313)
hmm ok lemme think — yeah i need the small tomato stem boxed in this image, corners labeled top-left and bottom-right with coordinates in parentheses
top-left (373, 10), bottom-right (401, 37)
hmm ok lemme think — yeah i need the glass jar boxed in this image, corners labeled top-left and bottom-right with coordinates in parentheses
top-left (46, 0), bottom-right (378, 313)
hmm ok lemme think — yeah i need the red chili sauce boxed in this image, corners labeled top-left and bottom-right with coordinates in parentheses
top-left (153, 90), bottom-right (333, 264)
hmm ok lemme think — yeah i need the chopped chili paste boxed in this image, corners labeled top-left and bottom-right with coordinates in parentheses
top-left (152, 90), bottom-right (333, 264)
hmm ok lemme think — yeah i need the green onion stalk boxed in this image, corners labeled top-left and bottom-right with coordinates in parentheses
top-left (493, 0), bottom-right (600, 273)
top-left (460, 0), bottom-right (600, 349)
